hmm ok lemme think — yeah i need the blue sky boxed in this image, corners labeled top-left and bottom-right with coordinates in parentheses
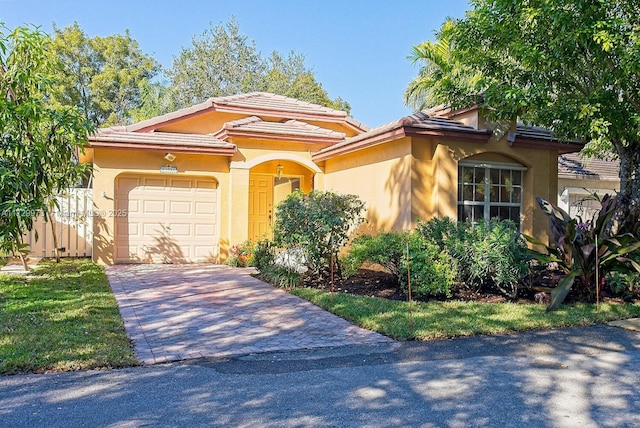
top-left (3, 0), bottom-right (470, 128)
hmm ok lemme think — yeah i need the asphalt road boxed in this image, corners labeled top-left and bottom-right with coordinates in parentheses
top-left (1, 324), bottom-right (639, 427)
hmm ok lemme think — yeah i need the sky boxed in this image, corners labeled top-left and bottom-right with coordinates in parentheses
top-left (2, 0), bottom-right (471, 128)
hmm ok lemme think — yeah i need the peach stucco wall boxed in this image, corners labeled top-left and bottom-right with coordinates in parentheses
top-left (321, 132), bottom-right (559, 242)
top-left (321, 137), bottom-right (414, 232)
top-left (91, 140), bottom-right (324, 264)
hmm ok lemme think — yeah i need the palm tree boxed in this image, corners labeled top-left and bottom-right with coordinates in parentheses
top-left (405, 19), bottom-right (481, 111)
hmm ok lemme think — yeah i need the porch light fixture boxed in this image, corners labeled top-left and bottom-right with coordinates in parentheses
top-left (276, 163), bottom-right (284, 179)
top-left (164, 152), bottom-right (176, 162)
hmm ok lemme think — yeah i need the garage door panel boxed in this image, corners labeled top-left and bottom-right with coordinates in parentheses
top-left (170, 201), bottom-right (191, 214)
top-left (195, 202), bottom-right (216, 215)
top-left (170, 179), bottom-right (192, 190)
top-left (143, 200), bottom-right (166, 213)
top-left (144, 178), bottom-right (166, 188)
top-left (115, 174), bottom-right (218, 263)
top-left (170, 223), bottom-right (191, 237)
top-left (194, 224), bottom-right (215, 236)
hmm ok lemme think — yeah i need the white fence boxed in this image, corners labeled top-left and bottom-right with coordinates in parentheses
top-left (23, 189), bottom-right (93, 258)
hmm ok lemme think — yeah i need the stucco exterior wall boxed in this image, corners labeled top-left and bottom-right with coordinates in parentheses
top-left (321, 138), bottom-right (413, 232)
top-left (91, 148), bottom-right (230, 264)
top-left (323, 132), bottom-right (560, 242)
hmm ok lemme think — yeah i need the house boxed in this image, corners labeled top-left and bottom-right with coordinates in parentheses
top-left (82, 92), bottom-right (583, 264)
top-left (558, 153), bottom-right (620, 219)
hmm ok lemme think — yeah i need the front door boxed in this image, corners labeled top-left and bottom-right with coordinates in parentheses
top-left (248, 175), bottom-right (274, 241)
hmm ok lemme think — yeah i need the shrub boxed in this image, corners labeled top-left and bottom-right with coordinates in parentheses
top-left (342, 231), bottom-right (408, 283)
top-left (418, 217), bottom-right (530, 299)
top-left (252, 238), bottom-right (276, 272)
top-left (525, 194), bottom-right (640, 311)
top-left (465, 220), bottom-right (530, 299)
top-left (227, 240), bottom-right (256, 267)
top-left (273, 190), bottom-right (366, 283)
top-left (258, 264), bottom-right (301, 290)
top-left (400, 233), bottom-right (456, 299)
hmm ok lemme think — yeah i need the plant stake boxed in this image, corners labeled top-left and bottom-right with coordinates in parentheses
top-left (596, 235), bottom-right (599, 312)
top-left (406, 241), bottom-right (414, 331)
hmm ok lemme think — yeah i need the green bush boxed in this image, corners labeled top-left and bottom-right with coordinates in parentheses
top-left (258, 264), bottom-right (301, 290)
top-left (252, 238), bottom-right (276, 272)
top-left (342, 231), bottom-right (408, 282)
top-left (273, 190), bottom-right (366, 283)
top-left (400, 233), bottom-right (456, 299)
top-left (418, 217), bottom-right (530, 299)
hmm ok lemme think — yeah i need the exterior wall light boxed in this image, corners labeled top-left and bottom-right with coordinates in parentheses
top-left (164, 153), bottom-right (176, 162)
top-left (276, 163), bottom-right (284, 179)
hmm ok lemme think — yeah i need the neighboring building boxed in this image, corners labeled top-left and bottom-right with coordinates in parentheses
top-left (82, 93), bottom-right (583, 264)
top-left (558, 152), bottom-right (620, 220)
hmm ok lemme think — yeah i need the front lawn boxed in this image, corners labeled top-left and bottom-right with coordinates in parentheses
top-left (291, 288), bottom-right (640, 340)
top-left (0, 259), bottom-right (137, 374)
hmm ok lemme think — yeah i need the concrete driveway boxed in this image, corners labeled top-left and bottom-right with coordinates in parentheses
top-left (105, 264), bottom-right (391, 364)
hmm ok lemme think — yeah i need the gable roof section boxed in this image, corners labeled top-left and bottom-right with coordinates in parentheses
top-left (313, 111), bottom-right (490, 162)
top-left (212, 116), bottom-right (346, 144)
top-left (89, 130), bottom-right (237, 155)
top-left (124, 92), bottom-right (368, 134)
top-left (559, 153), bottom-right (620, 181)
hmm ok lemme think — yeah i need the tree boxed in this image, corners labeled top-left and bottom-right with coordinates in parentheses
top-left (273, 190), bottom-right (366, 282)
top-left (0, 24), bottom-right (92, 269)
top-left (167, 17), bottom-right (350, 113)
top-left (405, 18), bottom-right (480, 111)
top-left (407, 0), bottom-right (640, 225)
top-left (50, 22), bottom-right (159, 126)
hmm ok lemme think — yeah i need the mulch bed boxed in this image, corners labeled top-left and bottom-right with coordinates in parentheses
top-left (315, 266), bottom-right (624, 304)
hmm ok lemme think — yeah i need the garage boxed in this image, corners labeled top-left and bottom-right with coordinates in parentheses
top-left (114, 175), bottom-right (219, 263)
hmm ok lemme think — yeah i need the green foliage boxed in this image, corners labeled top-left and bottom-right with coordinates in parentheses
top-left (273, 190), bottom-right (366, 282)
top-left (167, 17), bottom-right (350, 112)
top-left (405, 18), bottom-right (481, 111)
top-left (50, 22), bottom-right (159, 126)
top-left (417, 218), bottom-right (530, 299)
top-left (608, 271), bottom-right (640, 302)
top-left (0, 24), bottom-right (92, 266)
top-left (257, 264), bottom-right (301, 290)
top-left (401, 233), bottom-right (456, 299)
top-left (252, 238), bottom-right (276, 272)
top-left (342, 231), bottom-right (408, 282)
top-left (411, 0), bottom-right (640, 222)
top-left (525, 195), bottom-right (640, 311)
top-left (226, 240), bottom-right (256, 267)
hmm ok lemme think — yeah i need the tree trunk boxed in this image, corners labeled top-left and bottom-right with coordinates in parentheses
top-left (46, 209), bottom-right (61, 263)
top-left (616, 143), bottom-right (640, 233)
top-left (15, 237), bottom-right (29, 272)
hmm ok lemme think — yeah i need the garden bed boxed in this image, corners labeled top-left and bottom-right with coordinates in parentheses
top-left (319, 267), bottom-right (634, 305)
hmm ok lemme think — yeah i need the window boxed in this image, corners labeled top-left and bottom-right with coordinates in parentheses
top-left (458, 162), bottom-right (525, 225)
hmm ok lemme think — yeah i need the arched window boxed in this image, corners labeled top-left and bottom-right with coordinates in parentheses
top-left (458, 161), bottom-right (526, 225)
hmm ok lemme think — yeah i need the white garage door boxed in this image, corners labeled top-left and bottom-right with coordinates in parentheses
top-left (115, 175), bottom-right (218, 263)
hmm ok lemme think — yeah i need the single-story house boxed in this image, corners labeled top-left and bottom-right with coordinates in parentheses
top-left (558, 153), bottom-right (620, 219)
top-left (82, 92), bottom-right (584, 264)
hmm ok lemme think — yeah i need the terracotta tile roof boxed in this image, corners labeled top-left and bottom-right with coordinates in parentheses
top-left (558, 152), bottom-right (620, 181)
top-left (313, 111), bottom-right (490, 161)
top-left (89, 130), bottom-right (237, 155)
top-left (212, 116), bottom-right (346, 143)
top-left (126, 92), bottom-right (368, 133)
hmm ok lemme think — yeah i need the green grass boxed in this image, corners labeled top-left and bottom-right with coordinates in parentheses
top-left (0, 259), bottom-right (138, 374)
top-left (291, 288), bottom-right (640, 340)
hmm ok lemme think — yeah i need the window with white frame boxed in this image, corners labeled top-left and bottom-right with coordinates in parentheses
top-left (458, 161), bottom-right (525, 225)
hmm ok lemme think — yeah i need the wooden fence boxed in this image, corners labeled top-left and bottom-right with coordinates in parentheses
top-left (24, 189), bottom-right (93, 258)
